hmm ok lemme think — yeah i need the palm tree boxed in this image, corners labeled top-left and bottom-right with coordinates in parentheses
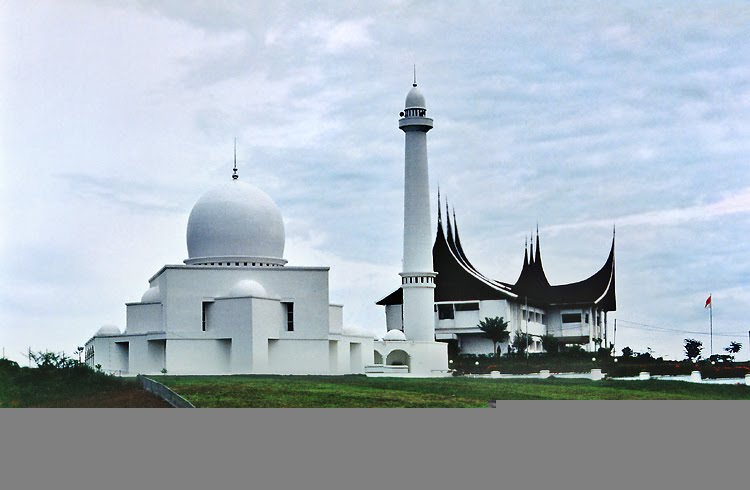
top-left (478, 316), bottom-right (510, 355)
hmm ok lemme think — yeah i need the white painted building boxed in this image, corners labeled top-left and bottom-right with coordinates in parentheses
top-left (378, 211), bottom-right (616, 357)
top-left (84, 162), bottom-right (373, 375)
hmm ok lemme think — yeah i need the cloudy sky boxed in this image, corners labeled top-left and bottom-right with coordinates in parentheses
top-left (1, 0), bottom-right (748, 364)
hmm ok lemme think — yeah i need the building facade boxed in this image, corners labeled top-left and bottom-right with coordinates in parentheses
top-left (378, 198), bottom-right (617, 357)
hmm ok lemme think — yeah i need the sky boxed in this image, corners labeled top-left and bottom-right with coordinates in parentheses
top-left (1, 0), bottom-right (749, 365)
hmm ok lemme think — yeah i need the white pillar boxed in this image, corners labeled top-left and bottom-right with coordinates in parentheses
top-left (399, 84), bottom-right (436, 342)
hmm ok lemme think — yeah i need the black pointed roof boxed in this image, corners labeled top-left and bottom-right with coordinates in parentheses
top-left (377, 196), bottom-right (616, 311)
top-left (513, 232), bottom-right (615, 309)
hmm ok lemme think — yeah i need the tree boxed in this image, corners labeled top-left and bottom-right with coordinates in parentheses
top-left (541, 333), bottom-right (558, 354)
top-left (720, 341), bottom-right (742, 362)
top-left (621, 346), bottom-right (633, 358)
top-left (512, 330), bottom-right (533, 356)
top-left (684, 338), bottom-right (703, 362)
top-left (477, 316), bottom-right (510, 355)
top-left (724, 341), bottom-right (742, 355)
top-left (29, 350), bottom-right (79, 370)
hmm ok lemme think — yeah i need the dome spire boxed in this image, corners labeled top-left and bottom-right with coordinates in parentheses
top-left (413, 64), bottom-right (417, 87)
top-left (232, 138), bottom-right (239, 180)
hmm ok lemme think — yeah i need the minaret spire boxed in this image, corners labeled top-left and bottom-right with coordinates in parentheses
top-left (232, 138), bottom-right (239, 180)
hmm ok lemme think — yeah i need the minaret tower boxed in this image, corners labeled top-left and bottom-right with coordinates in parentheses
top-left (398, 73), bottom-right (436, 342)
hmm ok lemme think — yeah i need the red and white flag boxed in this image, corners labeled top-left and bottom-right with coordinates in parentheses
top-left (704, 295), bottom-right (712, 308)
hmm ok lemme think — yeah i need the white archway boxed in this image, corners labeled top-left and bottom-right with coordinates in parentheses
top-left (386, 349), bottom-right (410, 370)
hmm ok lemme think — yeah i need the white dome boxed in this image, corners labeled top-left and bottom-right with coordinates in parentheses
top-left (405, 86), bottom-right (426, 109)
top-left (226, 279), bottom-right (268, 298)
top-left (96, 325), bottom-right (121, 336)
top-left (185, 180), bottom-right (286, 266)
top-left (383, 329), bottom-right (407, 341)
top-left (141, 286), bottom-right (160, 303)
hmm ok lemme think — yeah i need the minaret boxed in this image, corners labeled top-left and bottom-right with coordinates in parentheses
top-left (398, 74), bottom-right (436, 342)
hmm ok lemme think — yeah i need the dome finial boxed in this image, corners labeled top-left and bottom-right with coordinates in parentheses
top-left (232, 138), bottom-right (239, 180)
top-left (413, 64), bottom-right (417, 87)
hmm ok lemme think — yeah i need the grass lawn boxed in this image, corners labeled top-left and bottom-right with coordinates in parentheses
top-left (155, 375), bottom-right (750, 407)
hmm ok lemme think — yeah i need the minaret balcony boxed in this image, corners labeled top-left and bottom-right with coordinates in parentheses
top-left (399, 271), bottom-right (437, 288)
top-left (399, 116), bottom-right (433, 132)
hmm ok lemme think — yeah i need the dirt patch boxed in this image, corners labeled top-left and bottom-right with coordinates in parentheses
top-left (36, 387), bottom-right (172, 407)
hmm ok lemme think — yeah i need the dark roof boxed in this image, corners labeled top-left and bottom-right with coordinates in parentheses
top-left (377, 197), bottom-right (616, 311)
top-left (512, 233), bottom-right (616, 310)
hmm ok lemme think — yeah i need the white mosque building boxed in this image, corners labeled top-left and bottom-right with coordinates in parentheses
top-left (84, 81), bottom-right (451, 377)
top-left (84, 153), bottom-right (376, 375)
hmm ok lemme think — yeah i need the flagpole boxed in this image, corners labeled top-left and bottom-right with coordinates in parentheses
top-left (709, 295), bottom-right (713, 357)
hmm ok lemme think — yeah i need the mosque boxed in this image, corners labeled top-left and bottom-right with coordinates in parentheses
top-left (84, 78), bottom-right (615, 376)
top-left (84, 80), bottom-right (450, 377)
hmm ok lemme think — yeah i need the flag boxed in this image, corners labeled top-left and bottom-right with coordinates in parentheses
top-left (704, 295), bottom-right (711, 308)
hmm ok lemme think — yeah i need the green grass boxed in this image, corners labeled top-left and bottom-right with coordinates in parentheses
top-left (155, 375), bottom-right (750, 407)
top-left (0, 360), bottom-right (168, 407)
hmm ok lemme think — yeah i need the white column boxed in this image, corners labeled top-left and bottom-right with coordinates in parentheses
top-left (399, 86), bottom-right (436, 342)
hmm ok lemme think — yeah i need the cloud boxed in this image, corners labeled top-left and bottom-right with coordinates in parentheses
top-left (545, 187), bottom-right (750, 234)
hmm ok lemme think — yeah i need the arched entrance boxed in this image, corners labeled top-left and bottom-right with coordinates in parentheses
top-left (386, 349), bottom-right (410, 371)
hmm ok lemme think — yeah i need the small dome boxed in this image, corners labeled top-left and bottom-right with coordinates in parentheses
top-left (96, 325), bottom-right (121, 336)
top-left (383, 329), bottom-right (407, 341)
top-left (226, 279), bottom-right (268, 298)
top-left (405, 86), bottom-right (426, 109)
top-left (141, 286), bottom-right (160, 303)
top-left (185, 180), bottom-right (286, 266)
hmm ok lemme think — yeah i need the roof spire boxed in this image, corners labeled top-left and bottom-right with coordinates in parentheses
top-left (232, 138), bottom-right (239, 180)
top-left (529, 233), bottom-right (534, 264)
top-left (437, 187), bottom-right (442, 225)
top-left (445, 198), bottom-right (453, 244)
top-left (535, 224), bottom-right (542, 265)
top-left (413, 64), bottom-right (417, 87)
top-left (524, 237), bottom-right (529, 266)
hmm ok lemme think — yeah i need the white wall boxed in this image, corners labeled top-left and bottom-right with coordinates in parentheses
top-left (374, 340), bottom-right (448, 376)
top-left (125, 303), bottom-right (163, 333)
top-left (268, 339), bottom-right (330, 374)
top-left (460, 335), bottom-right (496, 355)
top-left (385, 304), bottom-right (403, 331)
top-left (158, 266), bottom-right (331, 340)
top-left (166, 339), bottom-right (231, 375)
top-left (328, 304), bottom-right (343, 334)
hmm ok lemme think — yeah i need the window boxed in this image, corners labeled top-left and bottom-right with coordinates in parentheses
top-left (562, 313), bottom-right (581, 324)
top-left (202, 302), bottom-right (210, 331)
top-left (454, 302), bottom-right (479, 312)
top-left (585, 313), bottom-right (590, 324)
top-left (283, 302), bottom-right (294, 331)
top-left (437, 304), bottom-right (454, 320)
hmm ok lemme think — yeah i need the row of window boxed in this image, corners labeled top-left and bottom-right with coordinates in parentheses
top-left (561, 311), bottom-right (603, 325)
top-left (402, 276), bottom-right (434, 285)
top-left (197, 262), bottom-right (281, 267)
top-left (521, 308), bottom-right (546, 324)
top-left (435, 302), bottom-right (479, 320)
top-left (402, 108), bottom-right (427, 117)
